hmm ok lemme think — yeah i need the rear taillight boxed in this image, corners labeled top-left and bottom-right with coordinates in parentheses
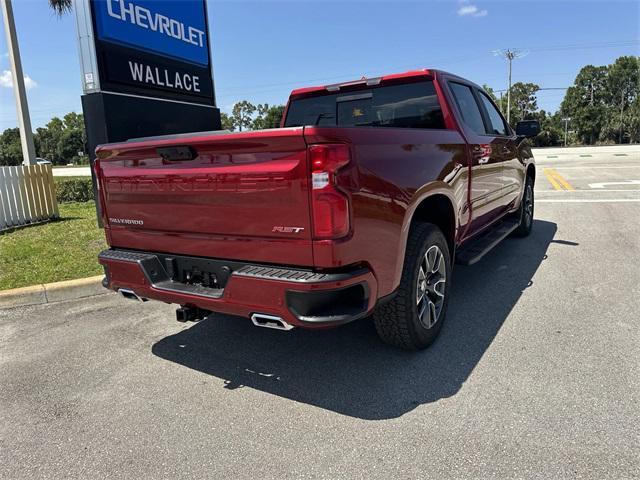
top-left (92, 159), bottom-right (108, 226)
top-left (92, 159), bottom-right (101, 191)
top-left (309, 144), bottom-right (351, 239)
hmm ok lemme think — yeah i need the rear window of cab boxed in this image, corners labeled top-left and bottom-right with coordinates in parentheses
top-left (284, 81), bottom-right (445, 130)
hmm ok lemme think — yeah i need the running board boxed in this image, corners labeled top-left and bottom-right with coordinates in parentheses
top-left (455, 218), bottom-right (520, 266)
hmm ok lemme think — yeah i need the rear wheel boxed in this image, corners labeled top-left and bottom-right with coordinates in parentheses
top-left (513, 175), bottom-right (534, 237)
top-left (373, 223), bottom-right (451, 350)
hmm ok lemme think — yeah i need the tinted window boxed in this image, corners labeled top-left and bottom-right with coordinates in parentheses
top-left (479, 92), bottom-right (508, 135)
top-left (449, 82), bottom-right (485, 134)
top-left (284, 81), bottom-right (445, 129)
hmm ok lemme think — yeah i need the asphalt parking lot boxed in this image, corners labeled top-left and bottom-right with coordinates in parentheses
top-left (1, 147), bottom-right (639, 479)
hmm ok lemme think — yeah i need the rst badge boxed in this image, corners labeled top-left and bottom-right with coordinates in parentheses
top-left (272, 226), bottom-right (304, 234)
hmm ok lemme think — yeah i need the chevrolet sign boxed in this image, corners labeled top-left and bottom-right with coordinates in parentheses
top-left (93, 0), bottom-right (209, 66)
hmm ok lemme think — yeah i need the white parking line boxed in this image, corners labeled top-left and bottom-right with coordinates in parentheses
top-left (537, 199), bottom-right (640, 203)
top-left (536, 165), bottom-right (640, 169)
top-left (537, 189), bottom-right (640, 193)
top-left (589, 180), bottom-right (640, 189)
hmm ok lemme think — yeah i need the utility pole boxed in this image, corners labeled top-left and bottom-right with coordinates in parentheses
top-left (493, 49), bottom-right (528, 125)
top-left (562, 117), bottom-right (571, 147)
top-left (619, 88), bottom-right (625, 144)
top-left (1, 0), bottom-right (36, 165)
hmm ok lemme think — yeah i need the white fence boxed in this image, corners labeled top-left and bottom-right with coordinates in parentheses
top-left (0, 164), bottom-right (59, 232)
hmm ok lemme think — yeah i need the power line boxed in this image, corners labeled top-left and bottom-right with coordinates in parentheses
top-left (519, 40), bottom-right (639, 53)
top-left (218, 53), bottom-right (486, 95)
top-left (493, 87), bottom-right (570, 93)
top-left (218, 39), bottom-right (639, 97)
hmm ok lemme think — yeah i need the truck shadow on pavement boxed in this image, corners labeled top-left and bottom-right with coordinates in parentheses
top-left (152, 220), bottom-right (559, 420)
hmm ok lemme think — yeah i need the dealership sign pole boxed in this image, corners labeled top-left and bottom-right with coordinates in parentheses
top-left (1, 0), bottom-right (37, 165)
top-left (73, 0), bottom-right (221, 221)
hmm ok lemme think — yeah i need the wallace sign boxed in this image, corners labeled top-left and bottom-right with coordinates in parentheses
top-left (103, 49), bottom-right (214, 100)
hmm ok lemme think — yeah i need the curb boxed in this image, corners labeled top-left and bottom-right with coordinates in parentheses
top-left (0, 276), bottom-right (108, 309)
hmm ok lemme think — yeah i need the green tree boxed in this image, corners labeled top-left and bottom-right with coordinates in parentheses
top-left (2, 110), bottom-right (87, 166)
top-left (63, 111), bottom-right (85, 131)
top-left (507, 82), bottom-right (540, 125)
top-left (252, 104), bottom-right (285, 130)
top-left (231, 101), bottom-right (256, 132)
top-left (32, 113), bottom-right (87, 164)
top-left (61, 112), bottom-right (86, 163)
top-left (627, 96), bottom-right (640, 144)
top-left (56, 128), bottom-right (85, 163)
top-left (560, 65), bottom-right (608, 145)
top-left (0, 128), bottom-right (23, 166)
top-left (220, 112), bottom-right (235, 131)
top-left (532, 110), bottom-right (563, 147)
top-left (600, 56), bottom-right (640, 143)
top-left (34, 127), bottom-right (55, 160)
top-left (45, 117), bottom-right (65, 163)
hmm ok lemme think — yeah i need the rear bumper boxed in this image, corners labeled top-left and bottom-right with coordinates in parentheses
top-left (98, 249), bottom-right (377, 329)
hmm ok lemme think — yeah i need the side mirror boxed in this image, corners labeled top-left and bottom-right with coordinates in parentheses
top-left (516, 120), bottom-right (540, 138)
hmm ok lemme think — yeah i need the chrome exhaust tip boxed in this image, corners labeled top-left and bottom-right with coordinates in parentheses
top-left (118, 288), bottom-right (147, 302)
top-left (250, 313), bottom-right (294, 331)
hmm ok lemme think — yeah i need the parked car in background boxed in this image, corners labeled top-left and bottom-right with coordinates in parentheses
top-left (95, 68), bottom-right (539, 350)
top-left (35, 158), bottom-right (51, 165)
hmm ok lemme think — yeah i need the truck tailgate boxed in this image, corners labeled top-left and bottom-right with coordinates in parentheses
top-left (96, 128), bottom-right (314, 265)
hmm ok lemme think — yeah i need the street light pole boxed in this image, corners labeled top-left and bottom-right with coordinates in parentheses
top-left (1, 0), bottom-right (37, 165)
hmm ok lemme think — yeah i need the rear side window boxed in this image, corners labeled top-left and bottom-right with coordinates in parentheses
top-left (284, 81), bottom-right (445, 130)
top-left (479, 92), bottom-right (508, 136)
top-left (449, 82), bottom-right (485, 135)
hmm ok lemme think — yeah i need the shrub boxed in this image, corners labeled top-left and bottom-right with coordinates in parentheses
top-left (55, 177), bottom-right (94, 203)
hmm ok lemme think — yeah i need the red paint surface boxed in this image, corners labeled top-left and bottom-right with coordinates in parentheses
top-left (95, 68), bottom-right (534, 317)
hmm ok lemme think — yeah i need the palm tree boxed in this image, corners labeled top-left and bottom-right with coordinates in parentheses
top-left (49, 0), bottom-right (72, 16)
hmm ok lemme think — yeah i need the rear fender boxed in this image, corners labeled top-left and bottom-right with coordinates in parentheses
top-left (392, 184), bottom-right (459, 292)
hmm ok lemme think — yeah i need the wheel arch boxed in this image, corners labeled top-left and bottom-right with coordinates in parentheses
top-left (410, 194), bottom-right (457, 255)
top-left (526, 163), bottom-right (536, 186)
top-left (390, 187), bottom-right (459, 294)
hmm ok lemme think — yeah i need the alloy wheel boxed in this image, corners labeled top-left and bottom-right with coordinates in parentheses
top-left (523, 184), bottom-right (534, 228)
top-left (416, 245), bottom-right (447, 329)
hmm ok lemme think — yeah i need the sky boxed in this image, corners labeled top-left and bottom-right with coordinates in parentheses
top-left (0, 0), bottom-right (638, 131)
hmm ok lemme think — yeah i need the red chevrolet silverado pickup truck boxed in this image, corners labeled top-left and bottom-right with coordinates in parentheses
top-left (96, 69), bottom-right (539, 349)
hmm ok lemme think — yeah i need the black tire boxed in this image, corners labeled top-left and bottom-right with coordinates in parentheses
top-left (512, 175), bottom-right (534, 237)
top-left (373, 223), bottom-right (451, 350)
